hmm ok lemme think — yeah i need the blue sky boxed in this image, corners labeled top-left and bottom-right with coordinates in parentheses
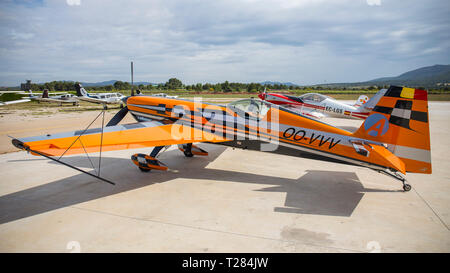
top-left (0, 0), bottom-right (449, 86)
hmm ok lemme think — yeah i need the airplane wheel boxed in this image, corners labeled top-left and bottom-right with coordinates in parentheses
top-left (139, 167), bottom-right (151, 172)
top-left (403, 184), bottom-right (411, 192)
top-left (183, 150), bottom-right (194, 157)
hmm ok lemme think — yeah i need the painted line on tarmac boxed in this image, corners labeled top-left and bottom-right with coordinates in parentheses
top-left (412, 187), bottom-right (450, 231)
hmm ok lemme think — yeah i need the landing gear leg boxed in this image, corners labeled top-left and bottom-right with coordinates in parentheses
top-left (378, 169), bottom-right (411, 192)
top-left (150, 146), bottom-right (165, 157)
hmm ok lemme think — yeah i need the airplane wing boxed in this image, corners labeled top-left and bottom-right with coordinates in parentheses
top-left (12, 121), bottom-right (229, 157)
top-left (78, 97), bottom-right (118, 104)
top-left (0, 91), bottom-right (27, 94)
top-left (0, 98), bottom-right (31, 106)
top-left (35, 98), bottom-right (79, 104)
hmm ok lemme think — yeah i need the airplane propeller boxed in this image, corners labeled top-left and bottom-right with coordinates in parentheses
top-left (106, 60), bottom-right (136, 127)
top-left (106, 105), bottom-right (129, 127)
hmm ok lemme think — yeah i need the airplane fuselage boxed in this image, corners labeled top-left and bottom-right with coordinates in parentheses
top-left (80, 92), bottom-right (124, 104)
top-left (260, 93), bottom-right (370, 120)
top-left (125, 95), bottom-right (404, 174)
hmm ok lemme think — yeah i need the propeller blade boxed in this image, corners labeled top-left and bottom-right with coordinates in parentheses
top-left (106, 106), bottom-right (129, 127)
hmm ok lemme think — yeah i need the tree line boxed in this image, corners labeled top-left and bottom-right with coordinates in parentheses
top-left (10, 78), bottom-right (295, 92)
top-left (2, 78), bottom-right (448, 92)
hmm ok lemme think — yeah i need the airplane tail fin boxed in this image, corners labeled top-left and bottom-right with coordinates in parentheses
top-left (42, 89), bottom-right (49, 98)
top-left (354, 95), bottom-right (369, 108)
top-left (258, 87), bottom-right (267, 100)
top-left (75, 83), bottom-right (88, 97)
top-left (352, 86), bottom-right (431, 174)
top-left (358, 88), bottom-right (387, 111)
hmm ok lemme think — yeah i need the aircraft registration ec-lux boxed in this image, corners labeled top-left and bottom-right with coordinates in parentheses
top-left (11, 86), bottom-right (431, 191)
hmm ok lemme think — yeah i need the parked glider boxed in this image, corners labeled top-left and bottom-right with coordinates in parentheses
top-left (75, 83), bottom-right (125, 108)
top-left (259, 89), bottom-right (387, 120)
top-left (12, 86), bottom-right (431, 191)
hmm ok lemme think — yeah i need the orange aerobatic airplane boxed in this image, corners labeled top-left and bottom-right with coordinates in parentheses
top-left (11, 86), bottom-right (431, 191)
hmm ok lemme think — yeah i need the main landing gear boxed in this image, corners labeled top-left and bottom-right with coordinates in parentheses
top-left (178, 143), bottom-right (209, 157)
top-left (378, 169), bottom-right (411, 192)
top-left (180, 143), bottom-right (194, 157)
top-left (131, 144), bottom-right (209, 172)
top-left (131, 146), bottom-right (167, 172)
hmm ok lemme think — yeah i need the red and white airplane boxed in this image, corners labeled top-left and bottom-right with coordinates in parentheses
top-left (258, 89), bottom-right (387, 120)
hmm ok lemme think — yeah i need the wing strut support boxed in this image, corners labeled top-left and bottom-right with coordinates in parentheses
top-left (14, 106), bottom-right (115, 185)
top-left (12, 139), bottom-right (115, 185)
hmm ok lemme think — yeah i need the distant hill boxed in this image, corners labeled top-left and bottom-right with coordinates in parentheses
top-left (260, 81), bottom-right (298, 86)
top-left (319, 64), bottom-right (450, 88)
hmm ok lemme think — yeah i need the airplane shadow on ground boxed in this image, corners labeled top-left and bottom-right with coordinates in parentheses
top-left (1, 145), bottom-right (399, 224)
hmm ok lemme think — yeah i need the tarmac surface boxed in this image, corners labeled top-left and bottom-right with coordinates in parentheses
top-left (0, 102), bottom-right (449, 252)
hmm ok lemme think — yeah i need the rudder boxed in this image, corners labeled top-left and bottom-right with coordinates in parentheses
top-left (353, 86), bottom-right (431, 174)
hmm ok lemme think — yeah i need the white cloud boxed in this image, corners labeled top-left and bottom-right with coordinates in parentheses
top-left (10, 30), bottom-right (35, 40)
top-left (367, 0), bottom-right (381, 6)
top-left (66, 0), bottom-right (81, 6)
top-left (0, 0), bottom-right (448, 86)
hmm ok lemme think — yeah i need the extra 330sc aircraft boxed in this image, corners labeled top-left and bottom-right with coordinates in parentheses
top-left (11, 86), bottom-right (431, 191)
top-left (259, 89), bottom-right (387, 120)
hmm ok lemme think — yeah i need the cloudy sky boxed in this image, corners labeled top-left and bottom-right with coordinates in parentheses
top-left (0, 0), bottom-right (449, 86)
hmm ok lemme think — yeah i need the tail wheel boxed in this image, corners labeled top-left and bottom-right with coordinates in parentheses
top-left (403, 184), bottom-right (411, 192)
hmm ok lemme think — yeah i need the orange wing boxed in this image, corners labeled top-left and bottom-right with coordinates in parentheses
top-left (13, 121), bottom-right (229, 157)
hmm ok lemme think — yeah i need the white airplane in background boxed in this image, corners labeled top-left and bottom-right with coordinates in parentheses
top-left (75, 83), bottom-right (125, 108)
top-left (259, 89), bottom-right (387, 120)
top-left (30, 89), bottom-right (79, 105)
top-left (0, 90), bottom-right (75, 106)
top-left (151, 93), bottom-right (179, 99)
